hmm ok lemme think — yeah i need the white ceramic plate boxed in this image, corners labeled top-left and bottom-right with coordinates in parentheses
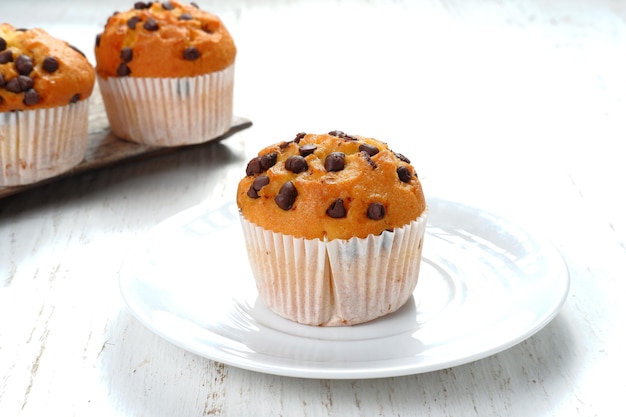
top-left (119, 197), bottom-right (569, 379)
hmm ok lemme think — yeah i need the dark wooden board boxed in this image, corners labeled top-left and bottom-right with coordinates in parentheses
top-left (0, 89), bottom-right (252, 199)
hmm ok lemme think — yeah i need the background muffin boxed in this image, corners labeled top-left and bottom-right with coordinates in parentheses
top-left (94, 1), bottom-right (237, 146)
top-left (0, 23), bottom-right (95, 186)
top-left (237, 131), bottom-right (428, 326)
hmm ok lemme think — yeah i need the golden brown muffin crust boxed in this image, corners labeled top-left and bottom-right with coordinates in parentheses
top-left (94, 1), bottom-right (236, 79)
top-left (237, 131), bottom-right (426, 240)
top-left (0, 23), bottom-right (95, 112)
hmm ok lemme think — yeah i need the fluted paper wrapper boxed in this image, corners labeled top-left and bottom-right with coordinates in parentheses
top-left (97, 64), bottom-right (234, 147)
top-left (0, 100), bottom-right (89, 186)
top-left (240, 210), bottom-right (428, 326)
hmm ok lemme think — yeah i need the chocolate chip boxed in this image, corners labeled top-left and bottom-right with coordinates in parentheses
top-left (0, 73), bottom-right (4, 87)
top-left (326, 199), bottom-right (347, 218)
top-left (23, 88), bottom-right (40, 106)
top-left (284, 155), bottom-right (308, 173)
top-left (0, 50), bottom-right (13, 64)
top-left (253, 175), bottom-right (270, 189)
top-left (299, 144), bottom-right (316, 157)
top-left (275, 181), bottom-right (298, 210)
top-left (367, 202), bottom-right (386, 220)
top-left (247, 175), bottom-right (270, 199)
top-left (246, 153), bottom-right (277, 175)
top-left (0, 38), bottom-right (6, 51)
top-left (397, 166), bottom-right (412, 183)
top-left (162, 1), bottom-right (174, 10)
top-left (191, 2), bottom-right (200, 8)
top-left (134, 1), bottom-right (150, 9)
top-left (22, 76), bottom-right (35, 90)
top-left (183, 46), bottom-right (200, 61)
top-left (95, 33), bottom-right (102, 48)
top-left (246, 157), bottom-right (262, 176)
top-left (15, 55), bottom-right (33, 75)
top-left (359, 142), bottom-right (379, 156)
top-left (328, 130), bottom-right (357, 140)
top-left (0, 95), bottom-right (3, 105)
top-left (294, 132), bottom-right (306, 143)
top-left (178, 13), bottom-right (193, 21)
top-left (6, 75), bottom-right (33, 93)
top-left (395, 153), bottom-right (410, 164)
top-left (70, 93), bottom-right (80, 104)
top-left (120, 47), bottom-right (133, 62)
top-left (144, 18), bottom-right (159, 31)
top-left (246, 187), bottom-right (259, 199)
top-left (127, 16), bottom-right (141, 29)
top-left (5, 78), bottom-right (19, 93)
top-left (117, 62), bottom-right (131, 76)
top-left (42, 56), bottom-right (59, 73)
top-left (324, 152), bottom-right (345, 172)
top-left (361, 151), bottom-right (377, 169)
top-left (260, 152), bottom-right (278, 170)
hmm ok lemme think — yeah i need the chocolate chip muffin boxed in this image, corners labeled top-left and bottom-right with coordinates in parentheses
top-left (237, 131), bottom-right (428, 326)
top-left (94, 1), bottom-right (237, 146)
top-left (0, 23), bottom-right (95, 186)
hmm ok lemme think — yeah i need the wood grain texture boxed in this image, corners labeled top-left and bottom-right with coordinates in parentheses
top-left (1, 1), bottom-right (625, 416)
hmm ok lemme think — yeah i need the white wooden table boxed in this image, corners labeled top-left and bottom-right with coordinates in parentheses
top-left (1, 0), bottom-right (625, 415)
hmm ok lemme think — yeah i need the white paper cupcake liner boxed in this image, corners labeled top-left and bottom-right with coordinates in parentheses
top-left (0, 100), bottom-right (89, 186)
top-left (97, 64), bottom-right (235, 147)
top-left (240, 209), bottom-right (428, 326)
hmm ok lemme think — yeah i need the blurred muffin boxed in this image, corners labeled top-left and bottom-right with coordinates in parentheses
top-left (94, 1), bottom-right (237, 146)
top-left (0, 23), bottom-right (95, 187)
top-left (237, 131), bottom-right (428, 326)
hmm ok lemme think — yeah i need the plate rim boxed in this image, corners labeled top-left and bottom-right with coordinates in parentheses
top-left (119, 197), bottom-right (570, 379)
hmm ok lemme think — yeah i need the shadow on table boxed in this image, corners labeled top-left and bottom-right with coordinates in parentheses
top-left (97, 307), bottom-right (580, 416)
top-left (0, 139), bottom-right (244, 289)
top-left (0, 138), bottom-right (244, 213)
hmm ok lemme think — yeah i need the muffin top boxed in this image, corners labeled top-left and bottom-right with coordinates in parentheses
top-left (237, 131), bottom-right (426, 241)
top-left (94, 1), bottom-right (236, 79)
top-left (0, 23), bottom-right (95, 112)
